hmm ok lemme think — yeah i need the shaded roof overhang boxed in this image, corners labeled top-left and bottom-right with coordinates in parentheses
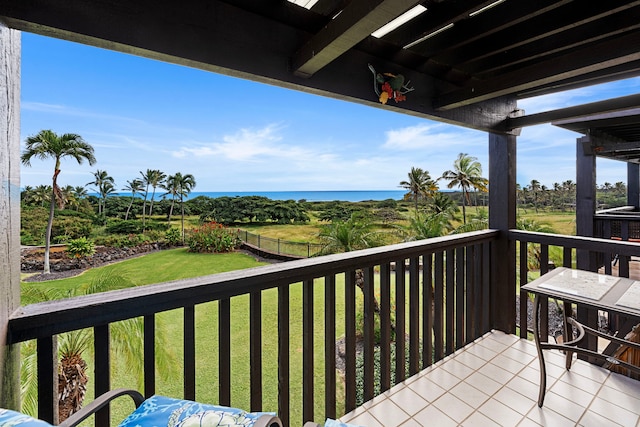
top-left (1, 0), bottom-right (640, 134)
top-left (554, 109), bottom-right (640, 164)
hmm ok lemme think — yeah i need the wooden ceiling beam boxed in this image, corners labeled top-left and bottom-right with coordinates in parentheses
top-left (402, 0), bottom-right (572, 58)
top-left (291, 0), bottom-right (422, 78)
top-left (434, 31), bottom-right (640, 110)
top-left (433, 0), bottom-right (640, 71)
top-left (501, 94), bottom-right (640, 130)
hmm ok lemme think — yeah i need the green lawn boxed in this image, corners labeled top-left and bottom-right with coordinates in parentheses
top-left (22, 249), bottom-right (351, 425)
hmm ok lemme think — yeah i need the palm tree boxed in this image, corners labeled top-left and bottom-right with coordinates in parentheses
top-left (139, 169), bottom-right (166, 226)
top-left (147, 170), bottom-right (166, 217)
top-left (21, 130), bottom-right (96, 274)
top-left (20, 270), bottom-right (178, 420)
top-left (528, 179), bottom-right (541, 213)
top-left (163, 172), bottom-right (196, 242)
top-left (441, 153), bottom-right (488, 224)
top-left (123, 178), bottom-right (144, 220)
top-left (87, 170), bottom-right (115, 216)
top-left (399, 167), bottom-right (438, 212)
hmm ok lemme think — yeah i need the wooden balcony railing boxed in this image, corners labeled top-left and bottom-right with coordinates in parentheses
top-left (8, 230), bottom-right (497, 427)
top-left (511, 230), bottom-right (640, 353)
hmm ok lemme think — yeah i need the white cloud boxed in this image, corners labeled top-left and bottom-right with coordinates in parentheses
top-left (382, 123), bottom-right (484, 150)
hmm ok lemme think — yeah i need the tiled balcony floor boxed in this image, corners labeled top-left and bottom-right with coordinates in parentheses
top-left (339, 331), bottom-right (640, 426)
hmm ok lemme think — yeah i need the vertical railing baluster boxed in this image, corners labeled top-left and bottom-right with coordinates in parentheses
top-left (302, 279), bottom-right (314, 422)
top-left (277, 285), bottom-right (290, 426)
top-left (94, 324), bottom-right (110, 427)
top-left (445, 249), bottom-right (455, 356)
top-left (620, 221), bottom-right (630, 277)
top-left (423, 253), bottom-right (433, 368)
top-left (519, 240), bottom-right (529, 338)
top-left (455, 247), bottom-right (465, 350)
top-left (363, 267), bottom-right (375, 403)
top-left (379, 263), bottom-right (391, 393)
top-left (409, 256), bottom-right (420, 376)
top-left (482, 242), bottom-right (491, 333)
top-left (344, 270), bottom-right (357, 412)
top-left (434, 252), bottom-right (444, 361)
top-left (394, 258), bottom-right (406, 383)
top-left (539, 245), bottom-right (549, 342)
top-left (473, 244), bottom-right (483, 339)
top-left (563, 246), bottom-right (573, 268)
top-left (465, 246), bottom-right (474, 343)
top-left (184, 305), bottom-right (196, 400)
top-left (37, 336), bottom-right (57, 425)
top-left (144, 314), bottom-right (155, 398)
top-left (324, 275), bottom-right (336, 420)
top-left (250, 291), bottom-right (263, 411)
top-left (219, 299), bottom-right (231, 406)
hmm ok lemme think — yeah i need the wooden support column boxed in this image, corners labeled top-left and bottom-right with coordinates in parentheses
top-left (488, 132), bottom-right (516, 333)
top-left (575, 135), bottom-right (599, 359)
top-left (627, 163), bottom-right (639, 209)
top-left (0, 19), bottom-right (21, 410)
top-left (576, 136), bottom-right (596, 269)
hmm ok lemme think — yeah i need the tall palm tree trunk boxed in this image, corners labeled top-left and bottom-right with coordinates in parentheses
top-left (58, 353), bottom-right (88, 422)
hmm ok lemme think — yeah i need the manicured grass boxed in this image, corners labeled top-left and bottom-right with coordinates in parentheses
top-left (21, 249), bottom-right (351, 425)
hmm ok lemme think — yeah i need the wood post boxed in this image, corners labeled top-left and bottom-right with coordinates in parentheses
top-left (0, 19), bottom-right (21, 410)
top-left (488, 132), bottom-right (517, 333)
top-left (627, 163), bottom-right (639, 209)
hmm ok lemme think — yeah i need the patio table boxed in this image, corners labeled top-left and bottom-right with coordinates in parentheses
top-left (522, 267), bottom-right (640, 407)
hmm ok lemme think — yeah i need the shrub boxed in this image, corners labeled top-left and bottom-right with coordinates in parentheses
top-left (66, 237), bottom-right (96, 258)
top-left (186, 222), bottom-right (241, 253)
top-left (165, 228), bottom-right (182, 247)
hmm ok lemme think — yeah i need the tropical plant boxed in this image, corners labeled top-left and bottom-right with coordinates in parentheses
top-left (186, 222), bottom-right (241, 253)
top-left (87, 169), bottom-right (115, 216)
top-left (123, 178), bottom-right (144, 220)
top-left (140, 169), bottom-right (166, 226)
top-left (398, 211), bottom-right (453, 241)
top-left (20, 270), bottom-right (178, 419)
top-left (66, 237), bottom-right (96, 258)
top-left (162, 172), bottom-right (196, 243)
top-left (21, 130), bottom-right (96, 274)
top-left (441, 153), bottom-right (488, 224)
top-left (399, 167), bottom-right (438, 212)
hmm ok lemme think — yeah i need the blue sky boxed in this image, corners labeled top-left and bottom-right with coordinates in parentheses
top-left (20, 32), bottom-right (640, 192)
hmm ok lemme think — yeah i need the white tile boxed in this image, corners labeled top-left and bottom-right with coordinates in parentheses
top-left (588, 396), bottom-right (640, 427)
top-left (569, 359), bottom-right (610, 382)
top-left (511, 340), bottom-right (539, 357)
top-left (543, 391), bottom-right (588, 422)
top-left (526, 405), bottom-right (576, 427)
top-left (558, 370), bottom-right (604, 391)
top-left (482, 360), bottom-right (522, 385)
top-left (596, 385), bottom-right (640, 415)
top-left (432, 392), bottom-right (475, 423)
top-left (477, 336), bottom-right (509, 353)
top-left (516, 417), bottom-right (542, 427)
top-left (441, 359), bottom-right (474, 380)
top-left (395, 417), bottom-right (421, 426)
top-left (494, 387), bottom-right (536, 415)
top-left (604, 371), bottom-right (640, 394)
top-left (450, 381), bottom-right (490, 408)
top-left (487, 330), bottom-right (521, 346)
top-left (455, 350), bottom-right (487, 370)
top-left (388, 386), bottom-right (428, 416)
top-left (506, 376), bottom-right (540, 401)
top-left (422, 367), bottom-right (462, 390)
top-left (460, 411), bottom-right (501, 427)
top-left (578, 410), bottom-right (624, 427)
top-left (412, 405), bottom-right (458, 427)
top-left (548, 377), bottom-right (597, 403)
top-left (341, 410), bottom-right (383, 427)
top-left (501, 346), bottom-right (536, 365)
top-left (367, 399), bottom-right (410, 427)
top-left (407, 376), bottom-right (447, 403)
top-left (490, 353), bottom-right (527, 375)
top-left (465, 342), bottom-right (499, 361)
top-left (479, 397), bottom-right (525, 426)
top-left (465, 371), bottom-right (503, 396)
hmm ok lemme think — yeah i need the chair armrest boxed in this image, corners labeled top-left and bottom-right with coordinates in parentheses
top-left (59, 388), bottom-right (145, 427)
top-left (252, 414), bottom-right (283, 427)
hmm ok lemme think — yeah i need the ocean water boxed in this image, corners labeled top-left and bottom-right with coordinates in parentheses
top-left (186, 190), bottom-right (406, 202)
